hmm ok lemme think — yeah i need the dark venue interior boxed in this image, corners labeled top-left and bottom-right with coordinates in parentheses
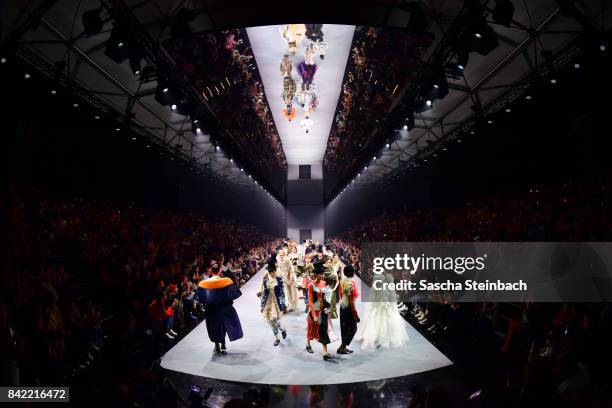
top-left (1, 0), bottom-right (612, 407)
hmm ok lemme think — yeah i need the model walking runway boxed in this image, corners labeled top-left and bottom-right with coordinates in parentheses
top-left (160, 265), bottom-right (451, 385)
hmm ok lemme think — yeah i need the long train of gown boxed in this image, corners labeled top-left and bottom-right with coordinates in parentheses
top-left (356, 272), bottom-right (409, 350)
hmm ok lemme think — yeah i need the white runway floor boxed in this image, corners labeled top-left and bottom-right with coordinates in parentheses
top-left (160, 268), bottom-right (452, 385)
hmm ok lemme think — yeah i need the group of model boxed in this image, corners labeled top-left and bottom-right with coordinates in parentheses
top-left (195, 239), bottom-right (409, 360)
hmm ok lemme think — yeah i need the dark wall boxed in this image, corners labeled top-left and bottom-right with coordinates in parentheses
top-left (0, 58), bottom-right (286, 236)
top-left (326, 48), bottom-right (612, 235)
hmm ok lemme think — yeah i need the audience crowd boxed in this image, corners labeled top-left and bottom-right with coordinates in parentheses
top-left (324, 26), bottom-right (432, 180)
top-left (165, 29), bottom-right (287, 174)
top-left (0, 186), bottom-right (279, 405)
top-left (331, 177), bottom-right (612, 407)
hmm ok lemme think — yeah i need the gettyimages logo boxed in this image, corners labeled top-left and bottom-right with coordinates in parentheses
top-left (372, 253), bottom-right (487, 275)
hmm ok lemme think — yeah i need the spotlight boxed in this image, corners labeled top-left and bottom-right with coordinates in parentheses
top-left (82, 9), bottom-right (103, 36)
top-left (574, 63), bottom-right (580, 69)
top-left (403, 125), bottom-right (408, 130)
top-left (131, 136), bottom-right (136, 141)
top-left (550, 78), bottom-right (557, 84)
top-left (600, 44), bottom-right (606, 52)
top-left (493, 0), bottom-right (515, 27)
top-left (128, 41), bottom-right (145, 76)
top-left (193, 119), bottom-right (199, 124)
top-left (51, 89), bottom-right (57, 95)
top-left (525, 95), bottom-right (532, 100)
top-left (105, 23), bottom-right (129, 63)
top-left (171, 104), bottom-right (177, 111)
top-left (94, 115), bottom-right (100, 120)
top-left (426, 99), bottom-right (432, 106)
top-left (24, 73), bottom-right (31, 79)
top-left (487, 119), bottom-right (493, 124)
top-left (386, 143), bottom-right (390, 148)
top-left (146, 144), bottom-right (151, 148)
top-left (472, 25), bottom-right (498, 56)
top-left (130, 58), bottom-right (141, 75)
top-left (115, 127), bottom-right (121, 131)
top-left (73, 103), bottom-right (79, 108)
top-left (155, 78), bottom-right (178, 107)
top-left (196, 127), bottom-right (201, 133)
top-left (1, 57), bottom-right (7, 64)
top-left (505, 108), bottom-right (511, 113)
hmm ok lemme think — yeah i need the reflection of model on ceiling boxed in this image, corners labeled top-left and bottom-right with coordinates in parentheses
top-left (279, 24), bottom-right (327, 132)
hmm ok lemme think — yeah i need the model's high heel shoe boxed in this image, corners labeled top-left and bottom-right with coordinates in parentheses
top-left (305, 345), bottom-right (314, 353)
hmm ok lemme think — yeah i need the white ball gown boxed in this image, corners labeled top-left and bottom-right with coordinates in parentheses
top-left (357, 272), bottom-right (409, 349)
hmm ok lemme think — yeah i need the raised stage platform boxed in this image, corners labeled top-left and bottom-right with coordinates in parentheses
top-left (160, 268), bottom-right (452, 385)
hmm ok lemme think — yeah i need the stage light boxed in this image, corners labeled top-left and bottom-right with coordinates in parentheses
top-left (130, 58), bottom-right (141, 75)
top-left (426, 99), bottom-right (432, 106)
top-left (574, 63), bottom-right (580, 69)
top-left (470, 130), bottom-right (475, 135)
top-left (171, 104), bottom-right (177, 111)
top-left (230, 158), bottom-right (233, 162)
top-left (196, 127), bottom-right (201, 133)
top-left (51, 89), bottom-right (57, 95)
top-left (487, 119), bottom-right (493, 124)
top-left (505, 108), bottom-right (511, 112)
top-left (493, 0), bottom-right (515, 27)
top-left (215, 146), bottom-right (220, 151)
top-left (94, 115), bottom-right (100, 120)
top-left (473, 25), bottom-right (498, 56)
top-left (550, 78), bottom-right (557, 84)
top-left (131, 136), bottom-right (136, 141)
top-left (386, 143), bottom-right (390, 148)
top-left (115, 127), bottom-right (120, 131)
top-left (155, 79), bottom-right (178, 107)
top-left (193, 119), bottom-right (199, 124)
top-left (73, 103), bottom-right (79, 108)
top-left (24, 73), bottom-right (31, 79)
top-left (600, 44), bottom-right (607, 52)
top-left (82, 9), bottom-right (103, 36)
top-left (403, 125), bottom-right (408, 130)
top-left (0, 57), bottom-right (6, 64)
top-left (105, 24), bottom-right (129, 63)
top-left (525, 95), bottom-right (532, 100)
top-left (146, 144), bottom-right (151, 148)
top-left (364, 166), bottom-right (368, 170)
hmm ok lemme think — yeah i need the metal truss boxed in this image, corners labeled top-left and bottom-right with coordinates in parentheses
top-left (345, 1), bottom-right (603, 195)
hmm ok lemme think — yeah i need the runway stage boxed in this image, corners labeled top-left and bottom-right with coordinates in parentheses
top-left (160, 268), bottom-right (452, 385)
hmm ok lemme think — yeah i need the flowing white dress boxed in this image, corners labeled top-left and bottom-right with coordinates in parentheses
top-left (357, 272), bottom-right (409, 350)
